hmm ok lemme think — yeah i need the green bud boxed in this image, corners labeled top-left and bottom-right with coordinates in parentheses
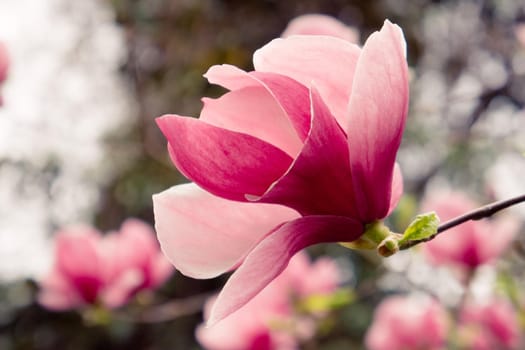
top-left (399, 211), bottom-right (440, 245)
top-left (377, 234), bottom-right (402, 257)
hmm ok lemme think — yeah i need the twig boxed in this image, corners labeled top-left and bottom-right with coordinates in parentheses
top-left (115, 291), bottom-right (214, 323)
top-left (401, 194), bottom-right (525, 249)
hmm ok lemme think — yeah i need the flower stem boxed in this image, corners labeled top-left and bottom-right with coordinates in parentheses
top-left (400, 193), bottom-right (525, 250)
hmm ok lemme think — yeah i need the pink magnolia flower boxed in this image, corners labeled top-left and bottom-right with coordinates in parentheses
top-left (421, 190), bottom-right (518, 270)
top-left (365, 295), bottom-right (449, 350)
top-left (153, 19), bottom-right (408, 324)
top-left (0, 42), bottom-right (9, 105)
top-left (515, 23), bottom-right (525, 48)
top-left (281, 14), bottom-right (359, 43)
top-left (38, 219), bottom-right (174, 310)
top-left (458, 299), bottom-right (520, 350)
top-left (196, 252), bottom-right (341, 350)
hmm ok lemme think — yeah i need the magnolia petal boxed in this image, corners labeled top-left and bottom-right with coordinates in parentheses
top-left (205, 65), bottom-right (310, 143)
top-left (0, 42), bottom-right (8, 83)
top-left (253, 35), bottom-right (360, 127)
top-left (38, 270), bottom-right (81, 310)
top-left (481, 215), bottom-right (519, 263)
top-left (255, 86), bottom-right (358, 218)
top-left (149, 254), bottom-right (175, 287)
top-left (101, 269), bottom-right (144, 308)
top-left (153, 183), bottom-right (299, 279)
top-left (55, 228), bottom-right (102, 280)
top-left (107, 219), bottom-right (173, 288)
top-left (388, 163), bottom-right (404, 215)
top-left (197, 295), bottom-right (277, 350)
top-left (251, 72), bottom-right (311, 141)
top-left (281, 14), bottom-right (359, 43)
top-left (38, 290), bottom-right (78, 311)
top-left (97, 233), bottom-right (126, 283)
top-left (117, 219), bottom-right (159, 268)
top-left (208, 215), bottom-right (363, 325)
top-left (204, 64), bottom-right (258, 91)
top-left (346, 20), bottom-right (409, 222)
top-left (157, 115), bottom-right (293, 201)
top-left (201, 87), bottom-right (303, 157)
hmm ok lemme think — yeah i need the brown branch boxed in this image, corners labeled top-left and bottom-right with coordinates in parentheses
top-left (400, 194), bottom-right (525, 250)
top-left (115, 291), bottom-right (214, 323)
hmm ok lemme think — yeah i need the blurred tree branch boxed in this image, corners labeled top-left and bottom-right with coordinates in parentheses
top-left (115, 291), bottom-right (214, 323)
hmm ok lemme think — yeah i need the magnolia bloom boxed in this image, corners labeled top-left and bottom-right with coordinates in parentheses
top-left (154, 20), bottom-right (408, 323)
top-left (281, 14), bottom-right (359, 43)
top-left (515, 23), bottom-right (525, 48)
top-left (0, 41), bottom-right (8, 105)
top-left (196, 252), bottom-right (341, 350)
top-left (421, 190), bottom-right (518, 270)
top-left (365, 295), bottom-right (449, 350)
top-left (38, 219), bottom-right (174, 310)
top-left (458, 299), bottom-right (521, 350)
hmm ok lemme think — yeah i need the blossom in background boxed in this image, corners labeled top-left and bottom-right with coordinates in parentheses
top-left (0, 41), bottom-right (8, 105)
top-left (153, 19), bottom-right (408, 324)
top-left (421, 190), bottom-right (518, 270)
top-left (281, 14), bottom-right (359, 43)
top-left (457, 299), bottom-right (520, 350)
top-left (487, 153), bottom-right (525, 219)
top-left (365, 295), bottom-right (449, 350)
top-left (515, 23), bottom-right (525, 48)
top-left (196, 251), bottom-right (342, 350)
top-left (38, 219), bottom-right (173, 310)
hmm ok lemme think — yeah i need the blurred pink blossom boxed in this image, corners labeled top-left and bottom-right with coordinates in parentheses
top-left (421, 191), bottom-right (518, 270)
top-left (515, 23), bottom-right (525, 48)
top-left (154, 19), bottom-right (408, 324)
top-left (196, 251), bottom-right (341, 350)
top-left (38, 219), bottom-right (174, 310)
top-left (458, 299), bottom-right (521, 350)
top-left (365, 295), bottom-right (449, 350)
top-left (0, 42), bottom-right (9, 105)
top-left (281, 14), bottom-right (359, 43)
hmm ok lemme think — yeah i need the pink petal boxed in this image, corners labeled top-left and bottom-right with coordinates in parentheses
top-left (254, 86), bottom-right (359, 218)
top-left (38, 269), bottom-right (81, 310)
top-left (480, 215), bottom-right (518, 263)
top-left (97, 233), bottom-right (125, 283)
top-left (387, 163), bottom-right (404, 215)
top-left (55, 228), bottom-right (105, 303)
top-left (366, 296), bottom-right (449, 350)
top-left (204, 64), bottom-right (258, 90)
top-left (55, 227), bottom-right (101, 278)
top-left (104, 219), bottom-right (173, 289)
top-left (204, 64), bottom-right (311, 142)
top-left (282, 14), bottom-right (359, 43)
top-left (196, 296), bottom-right (278, 350)
top-left (0, 42), bottom-right (8, 83)
top-left (346, 20), bottom-right (409, 222)
top-left (149, 254), bottom-right (175, 287)
top-left (251, 71), bottom-right (311, 141)
top-left (460, 300), bottom-right (520, 349)
top-left (291, 256), bottom-right (341, 296)
top-left (157, 115), bottom-right (293, 201)
top-left (253, 35), bottom-right (360, 128)
top-left (100, 269), bottom-right (144, 308)
top-left (204, 64), bottom-right (310, 143)
top-left (117, 219), bottom-right (159, 269)
top-left (208, 215), bottom-right (363, 325)
top-left (152, 183), bottom-right (299, 279)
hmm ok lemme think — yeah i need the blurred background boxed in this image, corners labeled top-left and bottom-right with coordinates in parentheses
top-left (0, 0), bottom-right (524, 349)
